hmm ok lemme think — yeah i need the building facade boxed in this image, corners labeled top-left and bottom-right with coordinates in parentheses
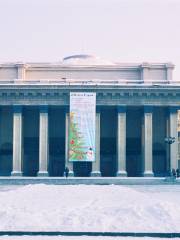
top-left (0, 55), bottom-right (179, 177)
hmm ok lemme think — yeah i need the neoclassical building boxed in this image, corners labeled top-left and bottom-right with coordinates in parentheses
top-left (0, 54), bottom-right (179, 177)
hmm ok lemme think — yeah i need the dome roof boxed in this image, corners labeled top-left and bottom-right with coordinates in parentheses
top-left (62, 54), bottom-right (114, 65)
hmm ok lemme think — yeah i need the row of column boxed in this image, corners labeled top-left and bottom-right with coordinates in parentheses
top-left (11, 105), bottom-right (179, 177)
top-left (91, 106), bottom-right (178, 177)
top-left (115, 106), bottom-right (153, 177)
top-left (11, 106), bottom-right (49, 176)
top-left (117, 106), bottom-right (179, 176)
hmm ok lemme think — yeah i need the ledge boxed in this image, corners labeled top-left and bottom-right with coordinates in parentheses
top-left (0, 177), bottom-right (179, 185)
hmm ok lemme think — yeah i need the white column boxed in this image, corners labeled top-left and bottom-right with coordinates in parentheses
top-left (141, 115), bottom-right (145, 175)
top-left (38, 106), bottom-right (49, 176)
top-left (169, 107), bottom-right (178, 170)
top-left (117, 106), bottom-right (127, 176)
top-left (64, 111), bottom-right (74, 176)
top-left (11, 106), bottom-right (23, 176)
top-left (144, 106), bottom-right (154, 176)
top-left (91, 109), bottom-right (101, 176)
top-left (166, 112), bottom-right (170, 173)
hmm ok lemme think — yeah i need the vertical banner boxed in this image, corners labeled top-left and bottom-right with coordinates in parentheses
top-left (69, 92), bottom-right (96, 162)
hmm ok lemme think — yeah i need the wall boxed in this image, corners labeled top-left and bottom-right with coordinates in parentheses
top-left (26, 69), bottom-right (140, 80)
top-left (0, 67), bottom-right (17, 80)
top-left (0, 63), bottom-right (170, 81)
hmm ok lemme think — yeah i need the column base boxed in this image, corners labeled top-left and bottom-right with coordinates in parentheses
top-left (64, 171), bottom-right (74, 177)
top-left (91, 171), bottom-right (101, 177)
top-left (69, 171), bottom-right (74, 177)
top-left (37, 171), bottom-right (49, 177)
top-left (116, 170), bottom-right (127, 177)
top-left (143, 171), bottom-right (154, 177)
top-left (11, 171), bottom-right (22, 177)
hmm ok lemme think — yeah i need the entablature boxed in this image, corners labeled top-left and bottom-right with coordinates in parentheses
top-left (0, 84), bottom-right (179, 107)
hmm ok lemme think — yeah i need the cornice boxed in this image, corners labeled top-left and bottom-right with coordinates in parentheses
top-left (27, 66), bottom-right (141, 71)
top-left (165, 62), bottom-right (175, 69)
top-left (0, 62), bottom-right (172, 71)
top-left (0, 83), bottom-right (180, 90)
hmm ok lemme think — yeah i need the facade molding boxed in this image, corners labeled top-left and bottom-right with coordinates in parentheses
top-left (13, 105), bottom-right (22, 113)
top-left (39, 105), bottom-right (48, 113)
top-left (144, 105), bottom-right (153, 113)
top-left (0, 86), bottom-right (179, 106)
top-left (117, 105), bottom-right (126, 113)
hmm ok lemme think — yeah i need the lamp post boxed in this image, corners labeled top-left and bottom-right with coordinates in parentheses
top-left (165, 137), bottom-right (175, 145)
top-left (164, 136), bottom-right (175, 176)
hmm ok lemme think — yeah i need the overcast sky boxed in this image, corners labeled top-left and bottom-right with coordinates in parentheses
top-left (0, 0), bottom-right (180, 79)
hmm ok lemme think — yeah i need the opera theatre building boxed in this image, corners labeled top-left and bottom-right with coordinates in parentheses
top-left (0, 54), bottom-right (179, 178)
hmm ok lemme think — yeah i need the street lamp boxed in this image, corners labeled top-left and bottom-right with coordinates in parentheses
top-left (164, 136), bottom-right (176, 176)
top-left (164, 137), bottom-right (175, 145)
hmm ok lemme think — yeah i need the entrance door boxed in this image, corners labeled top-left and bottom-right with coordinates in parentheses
top-left (126, 107), bottom-right (142, 177)
top-left (49, 107), bottom-right (65, 176)
top-left (23, 107), bottom-right (39, 176)
top-left (153, 107), bottom-right (167, 176)
top-left (73, 162), bottom-right (92, 177)
top-left (100, 108), bottom-right (117, 177)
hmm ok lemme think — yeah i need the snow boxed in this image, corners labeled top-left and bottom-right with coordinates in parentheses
top-left (0, 237), bottom-right (180, 240)
top-left (0, 185), bottom-right (180, 232)
top-left (1, 237), bottom-right (180, 240)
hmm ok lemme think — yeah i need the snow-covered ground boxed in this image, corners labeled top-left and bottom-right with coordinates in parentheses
top-left (0, 184), bottom-right (180, 232)
top-left (0, 237), bottom-right (180, 240)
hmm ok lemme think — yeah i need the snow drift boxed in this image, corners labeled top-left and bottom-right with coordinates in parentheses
top-left (0, 184), bottom-right (180, 232)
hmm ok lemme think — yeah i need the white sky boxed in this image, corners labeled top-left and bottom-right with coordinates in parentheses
top-left (0, 0), bottom-right (180, 79)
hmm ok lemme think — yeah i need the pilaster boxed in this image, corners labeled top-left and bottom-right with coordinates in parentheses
top-left (140, 62), bottom-right (150, 81)
top-left (16, 63), bottom-right (26, 80)
top-left (166, 63), bottom-right (174, 81)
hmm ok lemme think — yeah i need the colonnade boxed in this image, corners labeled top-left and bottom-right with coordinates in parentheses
top-left (10, 105), bottom-right (178, 177)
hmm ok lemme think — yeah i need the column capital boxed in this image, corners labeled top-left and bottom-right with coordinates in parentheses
top-left (96, 106), bottom-right (101, 113)
top-left (13, 105), bottom-right (22, 113)
top-left (117, 105), bottom-right (126, 113)
top-left (39, 105), bottom-right (48, 113)
top-left (144, 105), bottom-right (153, 113)
top-left (169, 106), bottom-right (178, 113)
top-left (64, 105), bottom-right (69, 113)
top-left (140, 62), bottom-right (150, 68)
top-left (165, 62), bottom-right (175, 69)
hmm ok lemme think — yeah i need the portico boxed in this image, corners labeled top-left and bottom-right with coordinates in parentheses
top-left (0, 55), bottom-right (179, 178)
top-left (0, 104), bottom-right (178, 177)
